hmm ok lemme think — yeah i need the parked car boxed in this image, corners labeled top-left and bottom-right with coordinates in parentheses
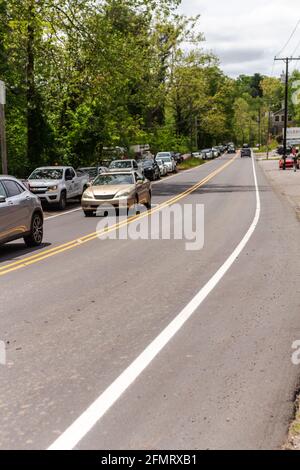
top-left (77, 166), bottom-right (108, 181)
top-left (156, 158), bottom-right (168, 176)
top-left (200, 149), bottom-right (214, 160)
top-left (227, 146), bottom-right (236, 154)
top-left (241, 148), bottom-right (252, 158)
top-left (174, 153), bottom-right (184, 164)
top-left (279, 156), bottom-right (299, 169)
top-left (213, 146), bottom-right (224, 155)
top-left (212, 147), bottom-right (220, 157)
top-left (277, 146), bottom-right (292, 156)
top-left (81, 171), bottom-right (151, 216)
top-left (108, 159), bottom-right (139, 172)
top-left (141, 160), bottom-right (160, 181)
top-left (27, 166), bottom-right (89, 210)
top-left (0, 175), bottom-right (43, 247)
top-left (155, 153), bottom-right (177, 173)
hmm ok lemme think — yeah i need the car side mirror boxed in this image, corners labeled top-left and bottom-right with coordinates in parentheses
top-left (0, 195), bottom-right (6, 203)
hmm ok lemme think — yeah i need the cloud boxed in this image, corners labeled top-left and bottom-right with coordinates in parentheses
top-left (179, 0), bottom-right (300, 77)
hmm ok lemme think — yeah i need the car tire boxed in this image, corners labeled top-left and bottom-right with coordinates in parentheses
top-left (24, 212), bottom-right (43, 247)
top-left (57, 191), bottom-right (66, 210)
top-left (84, 210), bottom-right (95, 217)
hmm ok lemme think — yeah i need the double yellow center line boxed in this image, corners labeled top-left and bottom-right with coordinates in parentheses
top-left (0, 156), bottom-right (236, 277)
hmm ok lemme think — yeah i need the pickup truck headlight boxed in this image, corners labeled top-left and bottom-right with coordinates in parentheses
top-left (48, 185), bottom-right (58, 191)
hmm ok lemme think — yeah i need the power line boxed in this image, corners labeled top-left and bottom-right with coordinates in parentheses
top-left (276, 18), bottom-right (300, 56)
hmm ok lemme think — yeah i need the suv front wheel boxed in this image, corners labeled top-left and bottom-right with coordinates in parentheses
top-left (24, 212), bottom-right (44, 247)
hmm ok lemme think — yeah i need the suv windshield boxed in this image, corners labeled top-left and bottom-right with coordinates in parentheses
top-left (93, 174), bottom-right (134, 185)
top-left (109, 161), bottom-right (132, 169)
top-left (29, 169), bottom-right (63, 180)
top-left (142, 161), bottom-right (154, 168)
top-left (157, 153), bottom-right (171, 158)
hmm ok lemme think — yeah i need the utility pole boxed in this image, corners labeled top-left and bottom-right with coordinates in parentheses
top-left (0, 80), bottom-right (7, 175)
top-left (267, 109), bottom-right (271, 160)
top-left (274, 57), bottom-right (300, 169)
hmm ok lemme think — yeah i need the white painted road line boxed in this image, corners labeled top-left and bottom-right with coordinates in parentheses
top-left (48, 155), bottom-right (260, 450)
top-left (44, 208), bottom-right (82, 221)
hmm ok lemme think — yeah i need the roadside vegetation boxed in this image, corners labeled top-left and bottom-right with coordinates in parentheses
top-left (285, 396), bottom-right (300, 450)
top-left (177, 157), bottom-right (205, 170)
top-left (1, 0), bottom-right (300, 178)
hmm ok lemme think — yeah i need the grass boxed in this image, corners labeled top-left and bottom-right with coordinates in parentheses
top-left (285, 395), bottom-right (300, 450)
top-left (253, 144), bottom-right (278, 153)
top-left (178, 157), bottom-right (206, 170)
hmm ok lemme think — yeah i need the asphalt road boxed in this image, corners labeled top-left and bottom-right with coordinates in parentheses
top-left (1, 153), bottom-right (300, 450)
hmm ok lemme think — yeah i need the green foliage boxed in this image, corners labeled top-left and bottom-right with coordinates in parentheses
top-left (0, 1), bottom-right (296, 176)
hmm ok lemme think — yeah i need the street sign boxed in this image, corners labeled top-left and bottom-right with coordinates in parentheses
top-left (0, 81), bottom-right (5, 105)
top-left (285, 127), bottom-right (300, 143)
top-left (286, 139), bottom-right (300, 146)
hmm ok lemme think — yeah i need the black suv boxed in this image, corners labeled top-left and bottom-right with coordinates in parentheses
top-left (142, 160), bottom-right (160, 181)
top-left (241, 148), bottom-right (251, 158)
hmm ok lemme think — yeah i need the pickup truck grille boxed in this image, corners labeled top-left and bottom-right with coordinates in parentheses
top-left (30, 188), bottom-right (47, 194)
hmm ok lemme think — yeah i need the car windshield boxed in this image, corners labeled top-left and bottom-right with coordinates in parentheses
top-left (158, 157), bottom-right (171, 162)
top-left (142, 161), bottom-right (153, 167)
top-left (79, 168), bottom-right (98, 178)
top-left (157, 153), bottom-right (171, 159)
top-left (109, 161), bottom-right (132, 169)
top-left (93, 174), bottom-right (134, 185)
top-left (29, 169), bottom-right (63, 180)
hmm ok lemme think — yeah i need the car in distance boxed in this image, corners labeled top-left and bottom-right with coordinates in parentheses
top-left (81, 171), bottom-right (152, 216)
top-left (212, 147), bottom-right (221, 157)
top-left (0, 175), bottom-right (43, 247)
top-left (156, 158), bottom-right (168, 176)
top-left (28, 166), bottom-right (89, 210)
top-left (141, 160), bottom-right (160, 181)
top-left (174, 153), bottom-right (183, 164)
top-left (241, 148), bottom-right (251, 158)
top-left (108, 159), bottom-right (139, 172)
top-left (227, 146), bottom-right (236, 154)
top-left (277, 146), bottom-right (292, 156)
top-left (279, 155), bottom-right (299, 169)
top-left (200, 149), bottom-right (214, 160)
top-left (155, 153), bottom-right (177, 173)
top-left (77, 166), bottom-right (108, 181)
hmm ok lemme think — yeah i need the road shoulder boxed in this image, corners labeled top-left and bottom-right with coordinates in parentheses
top-left (258, 157), bottom-right (300, 450)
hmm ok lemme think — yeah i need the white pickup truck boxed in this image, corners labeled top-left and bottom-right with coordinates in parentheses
top-left (27, 166), bottom-right (89, 210)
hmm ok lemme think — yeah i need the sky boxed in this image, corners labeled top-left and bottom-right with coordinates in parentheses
top-left (179, 0), bottom-right (300, 78)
